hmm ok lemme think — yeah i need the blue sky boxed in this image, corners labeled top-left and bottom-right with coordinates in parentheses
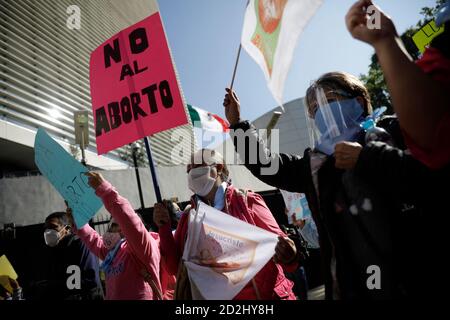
top-left (158, 0), bottom-right (437, 124)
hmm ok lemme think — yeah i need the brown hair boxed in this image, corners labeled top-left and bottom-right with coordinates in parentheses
top-left (305, 71), bottom-right (372, 117)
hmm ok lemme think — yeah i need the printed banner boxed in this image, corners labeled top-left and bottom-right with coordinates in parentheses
top-left (182, 202), bottom-right (278, 300)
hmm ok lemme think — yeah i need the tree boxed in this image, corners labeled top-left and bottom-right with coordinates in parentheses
top-left (360, 0), bottom-right (446, 113)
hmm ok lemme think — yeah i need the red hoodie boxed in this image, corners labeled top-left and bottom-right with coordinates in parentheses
top-left (404, 47), bottom-right (450, 169)
top-left (159, 184), bottom-right (297, 300)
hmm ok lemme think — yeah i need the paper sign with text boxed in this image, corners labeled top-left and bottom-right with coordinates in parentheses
top-left (280, 190), bottom-right (312, 223)
top-left (90, 12), bottom-right (188, 154)
top-left (413, 20), bottom-right (445, 53)
top-left (34, 128), bottom-right (102, 228)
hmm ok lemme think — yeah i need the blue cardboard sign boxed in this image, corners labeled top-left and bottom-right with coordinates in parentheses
top-left (34, 128), bottom-right (102, 228)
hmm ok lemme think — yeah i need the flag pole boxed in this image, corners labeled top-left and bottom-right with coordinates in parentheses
top-left (230, 44), bottom-right (242, 91)
top-left (143, 137), bottom-right (162, 203)
top-left (229, 0), bottom-right (249, 91)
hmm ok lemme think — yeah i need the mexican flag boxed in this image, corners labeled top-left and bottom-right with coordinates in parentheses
top-left (241, 0), bottom-right (323, 106)
top-left (188, 104), bottom-right (229, 133)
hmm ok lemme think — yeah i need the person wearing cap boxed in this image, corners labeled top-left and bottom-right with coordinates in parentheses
top-left (346, 0), bottom-right (450, 170)
top-left (66, 172), bottom-right (163, 300)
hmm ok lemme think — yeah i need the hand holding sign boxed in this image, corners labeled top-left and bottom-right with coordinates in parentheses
top-left (85, 171), bottom-right (105, 190)
top-left (34, 128), bottom-right (103, 228)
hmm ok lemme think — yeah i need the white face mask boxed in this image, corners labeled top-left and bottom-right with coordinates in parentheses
top-left (102, 232), bottom-right (122, 251)
top-left (188, 166), bottom-right (217, 197)
top-left (44, 228), bottom-right (63, 247)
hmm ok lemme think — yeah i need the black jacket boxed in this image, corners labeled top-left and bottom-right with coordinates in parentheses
top-left (30, 233), bottom-right (102, 300)
top-left (230, 119), bottom-right (443, 299)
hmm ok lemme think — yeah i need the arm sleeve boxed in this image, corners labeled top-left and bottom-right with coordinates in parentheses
top-left (95, 181), bottom-right (160, 273)
top-left (77, 241), bottom-right (100, 291)
top-left (74, 224), bottom-right (108, 261)
top-left (158, 223), bottom-right (180, 276)
top-left (230, 121), bottom-right (309, 193)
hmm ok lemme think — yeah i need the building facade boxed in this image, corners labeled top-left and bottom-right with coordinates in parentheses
top-left (0, 0), bottom-right (196, 176)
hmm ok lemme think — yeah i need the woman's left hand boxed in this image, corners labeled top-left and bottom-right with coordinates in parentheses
top-left (273, 236), bottom-right (297, 264)
top-left (85, 171), bottom-right (105, 190)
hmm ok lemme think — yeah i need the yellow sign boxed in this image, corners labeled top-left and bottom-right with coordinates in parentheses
top-left (0, 255), bottom-right (18, 294)
top-left (413, 20), bottom-right (445, 53)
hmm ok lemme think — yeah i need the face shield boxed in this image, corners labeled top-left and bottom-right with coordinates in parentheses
top-left (306, 87), bottom-right (365, 155)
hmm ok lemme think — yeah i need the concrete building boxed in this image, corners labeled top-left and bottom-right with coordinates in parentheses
top-left (0, 0), bottom-right (196, 175)
top-left (0, 0), bottom-right (311, 230)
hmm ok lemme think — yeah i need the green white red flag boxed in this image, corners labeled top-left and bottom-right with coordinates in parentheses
top-left (188, 104), bottom-right (229, 133)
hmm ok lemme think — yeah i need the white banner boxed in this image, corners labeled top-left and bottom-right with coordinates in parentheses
top-left (182, 202), bottom-right (278, 300)
top-left (241, 0), bottom-right (323, 106)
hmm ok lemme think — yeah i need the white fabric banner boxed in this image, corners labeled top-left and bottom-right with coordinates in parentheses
top-left (241, 0), bottom-right (323, 106)
top-left (182, 202), bottom-right (279, 300)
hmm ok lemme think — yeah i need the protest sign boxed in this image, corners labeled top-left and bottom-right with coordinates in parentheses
top-left (182, 202), bottom-right (278, 300)
top-left (280, 190), bottom-right (312, 223)
top-left (90, 11), bottom-right (188, 154)
top-left (34, 128), bottom-right (103, 228)
top-left (412, 20), bottom-right (445, 53)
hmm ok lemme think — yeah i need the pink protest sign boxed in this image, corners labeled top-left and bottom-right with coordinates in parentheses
top-left (90, 12), bottom-right (188, 155)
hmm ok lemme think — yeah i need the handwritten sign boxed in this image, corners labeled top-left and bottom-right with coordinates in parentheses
top-left (413, 20), bottom-right (445, 53)
top-left (90, 12), bottom-right (188, 155)
top-left (280, 190), bottom-right (312, 223)
top-left (34, 128), bottom-right (102, 228)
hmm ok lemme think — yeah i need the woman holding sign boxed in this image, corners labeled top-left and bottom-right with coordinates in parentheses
top-left (67, 172), bottom-right (163, 300)
top-left (154, 149), bottom-right (298, 300)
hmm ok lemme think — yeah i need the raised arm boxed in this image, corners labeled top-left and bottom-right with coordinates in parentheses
top-left (345, 0), bottom-right (450, 154)
top-left (86, 172), bottom-right (160, 273)
top-left (223, 88), bottom-right (309, 193)
top-left (71, 222), bottom-right (108, 261)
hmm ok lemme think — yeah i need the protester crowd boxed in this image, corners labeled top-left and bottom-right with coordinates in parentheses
top-left (1, 0), bottom-right (449, 300)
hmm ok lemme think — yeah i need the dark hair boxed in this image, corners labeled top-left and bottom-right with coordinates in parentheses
top-left (431, 22), bottom-right (450, 59)
top-left (45, 212), bottom-right (69, 226)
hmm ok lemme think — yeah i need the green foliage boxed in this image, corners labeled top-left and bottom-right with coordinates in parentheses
top-left (360, 0), bottom-right (445, 113)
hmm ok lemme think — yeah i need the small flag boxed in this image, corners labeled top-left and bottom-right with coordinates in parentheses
top-left (241, 0), bottom-right (323, 106)
top-left (188, 104), bottom-right (229, 133)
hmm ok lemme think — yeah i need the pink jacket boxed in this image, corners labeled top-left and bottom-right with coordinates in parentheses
top-left (74, 181), bottom-right (161, 300)
top-left (159, 184), bottom-right (297, 300)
